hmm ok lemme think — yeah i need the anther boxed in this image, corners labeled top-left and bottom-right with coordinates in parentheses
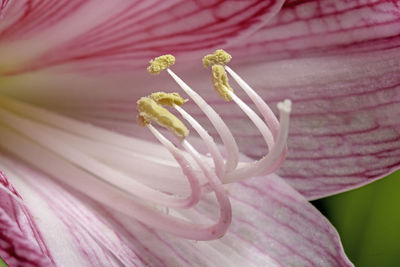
top-left (202, 49), bottom-right (232, 68)
top-left (211, 64), bottom-right (233, 102)
top-left (137, 97), bottom-right (189, 139)
top-left (151, 92), bottom-right (187, 107)
top-left (147, 54), bottom-right (176, 74)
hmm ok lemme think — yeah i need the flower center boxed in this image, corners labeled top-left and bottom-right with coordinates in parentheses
top-left (0, 49), bottom-right (291, 241)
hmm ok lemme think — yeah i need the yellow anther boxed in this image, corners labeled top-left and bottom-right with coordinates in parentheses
top-left (202, 49), bottom-right (232, 68)
top-left (211, 64), bottom-right (233, 101)
top-left (147, 54), bottom-right (176, 74)
top-left (150, 92), bottom-right (187, 107)
top-left (137, 97), bottom-right (189, 139)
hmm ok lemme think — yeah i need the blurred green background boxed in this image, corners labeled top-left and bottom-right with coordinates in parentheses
top-left (1, 171), bottom-right (399, 266)
top-left (313, 170), bottom-right (400, 266)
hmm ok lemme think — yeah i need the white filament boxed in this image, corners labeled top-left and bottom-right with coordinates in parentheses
top-left (226, 89), bottom-right (274, 151)
top-left (174, 104), bottom-right (225, 180)
top-left (225, 65), bottom-right (280, 137)
top-left (225, 99), bottom-right (291, 182)
top-left (167, 68), bottom-right (239, 173)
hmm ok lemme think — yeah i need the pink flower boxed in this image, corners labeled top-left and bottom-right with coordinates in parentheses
top-left (0, 0), bottom-right (399, 266)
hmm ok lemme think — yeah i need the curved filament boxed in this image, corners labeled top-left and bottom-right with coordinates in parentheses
top-left (174, 104), bottom-right (225, 180)
top-left (225, 100), bottom-right (291, 182)
top-left (224, 65), bottom-right (280, 137)
top-left (148, 125), bottom-right (232, 239)
top-left (167, 68), bottom-right (239, 173)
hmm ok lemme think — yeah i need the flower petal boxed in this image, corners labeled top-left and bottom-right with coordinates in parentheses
top-left (0, 0), bottom-right (284, 74)
top-left (0, 0), bottom-right (10, 16)
top-left (226, 175), bottom-right (353, 266)
top-left (0, 151), bottom-right (352, 266)
top-left (0, 154), bottom-right (147, 267)
top-left (230, 0), bottom-right (400, 61)
top-left (0, 170), bottom-right (53, 266)
top-left (227, 46), bottom-right (400, 199)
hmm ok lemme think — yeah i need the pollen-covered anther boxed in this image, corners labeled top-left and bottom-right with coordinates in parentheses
top-left (151, 92), bottom-right (187, 107)
top-left (203, 49), bottom-right (232, 68)
top-left (212, 64), bottom-right (233, 101)
top-left (202, 49), bottom-right (232, 68)
top-left (147, 54), bottom-right (176, 74)
top-left (137, 97), bottom-right (189, 139)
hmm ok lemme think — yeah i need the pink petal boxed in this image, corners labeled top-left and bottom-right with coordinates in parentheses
top-left (0, 170), bottom-right (53, 266)
top-left (0, 152), bottom-right (352, 266)
top-left (0, 154), bottom-right (146, 267)
top-left (226, 175), bottom-right (352, 266)
top-left (230, 0), bottom-right (400, 61)
top-left (0, 0), bottom-right (9, 15)
top-left (0, 0), bottom-right (284, 74)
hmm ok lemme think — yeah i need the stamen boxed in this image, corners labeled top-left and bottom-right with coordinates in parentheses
top-left (137, 97), bottom-right (189, 139)
top-left (150, 92), bottom-right (187, 106)
top-left (211, 64), bottom-right (233, 102)
top-left (202, 49), bottom-right (232, 68)
top-left (201, 50), bottom-right (287, 181)
top-left (221, 65), bottom-right (289, 179)
top-left (147, 54), bottom-right (175, 74)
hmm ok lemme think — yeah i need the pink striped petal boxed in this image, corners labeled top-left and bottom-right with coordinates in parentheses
top-left (0, 0), bottom-right (9, 15)
top-left (0, 170), bottom-right (53, 267)
top-left (226, 47), bottom-right (400, 200)
top-left (0, 152), bottom-right (352, 266)
top-left (227, 175), bottom-right (352, 266)
top-left (0, 0), bottom-right (284, 74)
top-left (230, 0), bottom-right (400, 61)
top-left (0, 154), bottom-right (146, 267)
